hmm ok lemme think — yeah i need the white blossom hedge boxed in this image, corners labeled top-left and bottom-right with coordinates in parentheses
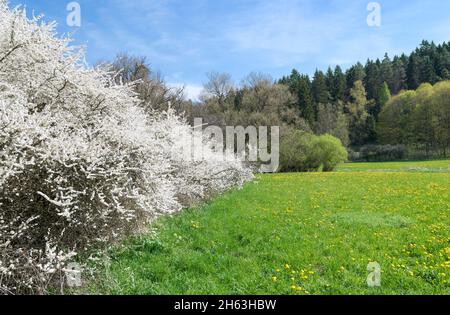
top-left (0, 3), bottom-right (253, 294)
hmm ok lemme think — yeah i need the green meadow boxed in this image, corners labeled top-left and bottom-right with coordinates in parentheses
top-left (90, 160), bottom-right (450, 295)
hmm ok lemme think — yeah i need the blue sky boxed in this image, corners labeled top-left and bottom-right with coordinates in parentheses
top-left (9, 0), bottom-right (450, 99)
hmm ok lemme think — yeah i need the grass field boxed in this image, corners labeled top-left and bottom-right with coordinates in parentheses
top-left (90, 160), bottom-right (450, 295)
top-left (337, 160), bottom-right (450, 173)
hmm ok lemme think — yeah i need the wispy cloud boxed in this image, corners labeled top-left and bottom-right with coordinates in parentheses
top-left (11, 0), bottom-right (450, 100)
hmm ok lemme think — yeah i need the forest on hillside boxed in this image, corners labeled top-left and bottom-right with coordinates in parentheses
top-left (112, 40), bottom-right (450, 164)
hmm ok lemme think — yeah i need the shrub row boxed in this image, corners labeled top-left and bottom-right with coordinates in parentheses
top-left (0, 4), bottom-right (252, 294)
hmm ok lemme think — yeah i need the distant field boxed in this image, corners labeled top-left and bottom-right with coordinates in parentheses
top-left (90, 161), bottom-right (450, 295)
top-left (337, 159), bottom-right (450, 173)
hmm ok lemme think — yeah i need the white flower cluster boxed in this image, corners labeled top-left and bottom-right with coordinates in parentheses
top-left (0, 3), bottom-right (253, 294)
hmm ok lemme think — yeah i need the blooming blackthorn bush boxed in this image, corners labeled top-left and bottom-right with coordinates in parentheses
top-left (0, 2), bottom-right (252, 294)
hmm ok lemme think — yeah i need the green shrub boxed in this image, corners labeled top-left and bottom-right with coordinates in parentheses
top-left (358, 144), bottom-right (408, 162)
top-left (280, 130), bottom-right (316, 172)
top-left (310, 135), bottom-right (348, 171)
top-left (279, 131), bottom-right (347, 172)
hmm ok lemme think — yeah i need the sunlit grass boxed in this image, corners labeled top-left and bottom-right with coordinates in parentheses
top-left (337, 159), bottom-right (450, 173)
top-left (90, 160), bottom-right (450, 295)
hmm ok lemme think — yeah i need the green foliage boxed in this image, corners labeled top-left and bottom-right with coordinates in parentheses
top-left (310, 135), bottom-right (348, 171)
top-left (379, 54), bottom-right (394, 92)
top-left (391, 56), bottom-right (408, 94)
top-left (378, 81), bottom-right (450, 157)
top-left (348, 80), bottom-right (367, 107)
top-left (378, 82), bottom-right (391, 110)
top-left (312, 70), bottom-right (330, 105)
top-left (364, 59), bottom-right (381, 101)
top-left (314, 103), bottom-right (350, 147)
top-left (377, 90), bottom-right (417, 144)
top-left (346, 62), bottom-right (366, 90)
top-left (346, 81), bottom-right (374, 146)
top-left (279, 129), bottom-right (318, 172)
top-left (279, 130), bottom-right (347, 172)
top-left (358, 144), bottom-right (407, 162)
top-left (332, 66), bottom-right (346, 102)
top-left (283, 71), bottom-right (315, 123)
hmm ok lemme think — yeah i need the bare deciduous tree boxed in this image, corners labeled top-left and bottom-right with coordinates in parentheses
top-left (107, 53), bottom-right (187, 113)
top-left (241, 72), bottom-right (273, 90)
top-left (202, 71), bottom-right (234, 105)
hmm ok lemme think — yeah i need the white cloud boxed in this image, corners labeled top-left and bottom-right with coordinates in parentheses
top-left (221, 0), bottom-right (355, 66)
top-left (169, 82), bottom-right (203, 101)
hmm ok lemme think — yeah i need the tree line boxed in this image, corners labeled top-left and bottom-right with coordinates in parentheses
top-left (188, 40), bottom-right (450, 160)
top-left (378, 81), bottom-right (450, 157)
top-left (108, 40), bottom-right (450, 162)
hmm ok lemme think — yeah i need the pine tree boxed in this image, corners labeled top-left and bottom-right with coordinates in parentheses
top-left (391, 56), bottom-right (408, 94)
top-left (293, 75), bottom-right (314, 123)
top-left (364, 60), bottom-right (381, 101)
top-left (333, 66), bottom-right (346, 101)
top-left (326, 67), bottom-right (335, 99)
top-left (346, 62), bottom-right (366, 93)
top-left (407, 54), bottom-right (421, 89)
top-left (434, 44), bottom-right (450, 80)
top-left (421, 55), bottom-right (438, 84)
top-left (283, 70), bottom-right (315, 124)
top-left (312, 70), bottom-right (330, 105)
top-left (380, 53), bottom-right (394, 91)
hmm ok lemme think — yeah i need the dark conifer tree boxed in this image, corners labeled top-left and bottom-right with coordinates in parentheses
top-left (333, 66), bottom-right (346, 102)
top-left (312, 70), bottom-right (330, 105)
